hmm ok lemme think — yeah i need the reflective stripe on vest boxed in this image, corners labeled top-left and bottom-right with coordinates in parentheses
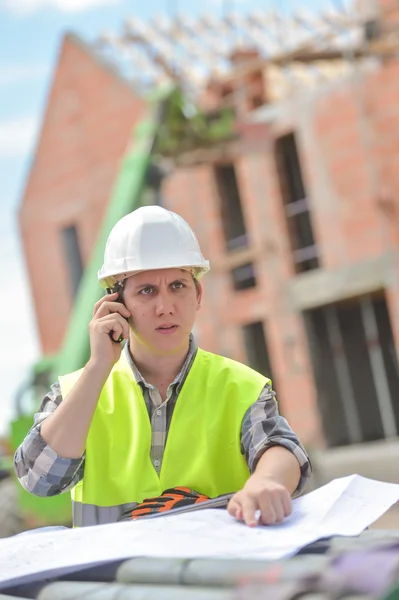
top-left (72, 499), bottom-right (137, 527)
top-left (59, 348), bottom-right (268, 527)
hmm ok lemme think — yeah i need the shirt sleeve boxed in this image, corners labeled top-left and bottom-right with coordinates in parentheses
top-left (240, 383), bottom-right (312, 496)
top-left (13, 381), bottom-right (84, 497)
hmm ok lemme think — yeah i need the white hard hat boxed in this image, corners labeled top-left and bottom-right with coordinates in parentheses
top-left (98, 205), bottom-right (210, 289)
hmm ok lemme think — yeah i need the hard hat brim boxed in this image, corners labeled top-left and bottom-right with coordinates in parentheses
top-left (98, 262), bottom-right (210, 290)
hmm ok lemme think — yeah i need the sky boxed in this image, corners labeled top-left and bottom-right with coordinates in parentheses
top-left (0, 0), bottom-right (332, 436)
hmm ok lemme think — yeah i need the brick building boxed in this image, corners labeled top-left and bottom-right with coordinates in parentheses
top-left (19, 6), bottom-right (399, 453)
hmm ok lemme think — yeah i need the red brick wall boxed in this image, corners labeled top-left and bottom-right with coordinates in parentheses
top-left (380, 0), bottom-right (399, 25)
top-left (305, 61), bottom-right (399, 354)
top-left (19, 34), bottom-right (146, 355)
top-left (305, 67), bottom-right (399, 268)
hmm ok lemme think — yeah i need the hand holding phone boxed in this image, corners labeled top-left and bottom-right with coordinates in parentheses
top-left (88, 291), bottom-right (130, 371)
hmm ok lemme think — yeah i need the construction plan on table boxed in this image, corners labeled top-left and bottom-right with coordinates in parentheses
top-left (0, 474), bottom-right (398, 590)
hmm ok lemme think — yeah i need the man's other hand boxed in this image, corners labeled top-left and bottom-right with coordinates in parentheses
top-left (227, 474), bottom-right (292, 527)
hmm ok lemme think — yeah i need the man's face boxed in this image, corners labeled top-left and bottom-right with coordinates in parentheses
top-left (123, 268), bottom-right (202, 355)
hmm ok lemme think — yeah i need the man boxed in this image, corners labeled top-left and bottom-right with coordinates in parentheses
top-left (15, 206), bottom-right (311, 528)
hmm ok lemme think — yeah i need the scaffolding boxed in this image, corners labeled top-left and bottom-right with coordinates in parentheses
top-left (96, 0), bottom-right (399, 103)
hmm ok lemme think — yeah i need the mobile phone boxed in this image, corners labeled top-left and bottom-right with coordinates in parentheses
top-left (106, 288), bottom-right (127, 344)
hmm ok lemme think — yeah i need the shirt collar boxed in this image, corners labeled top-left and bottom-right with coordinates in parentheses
top-left (124, 333), bottom-right (198, 390)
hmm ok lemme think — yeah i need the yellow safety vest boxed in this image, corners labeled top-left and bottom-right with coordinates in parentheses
top-left (59, 348), bottom-right (268, 526)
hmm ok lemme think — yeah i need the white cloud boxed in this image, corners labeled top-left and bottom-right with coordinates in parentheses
top-left (0, 64), bottom-right (49, 86)
top-left (2, 0), bottom-right (122, 14)
top-left (0, 116), bottom-right (40, 158)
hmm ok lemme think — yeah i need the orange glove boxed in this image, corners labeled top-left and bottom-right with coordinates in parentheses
top-left (120, 487), bottom-right (210, 521)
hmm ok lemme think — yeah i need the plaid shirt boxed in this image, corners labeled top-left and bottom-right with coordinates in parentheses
top-left (14, 337), bottom-right (311, 497)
